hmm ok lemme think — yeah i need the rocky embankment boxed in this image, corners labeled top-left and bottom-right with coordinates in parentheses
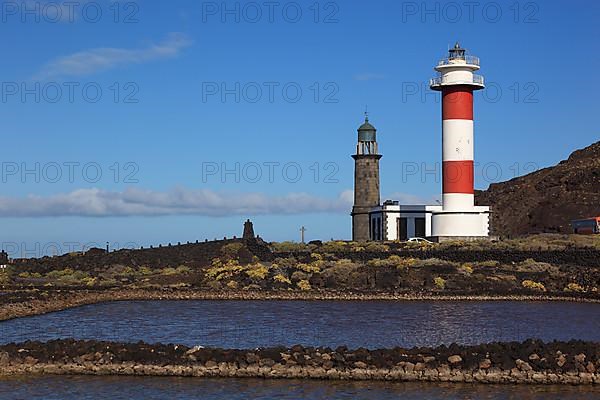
top-left (1, 339), bottom-right (598, 385)
top-left (2, 288), bottom-right (599, 322)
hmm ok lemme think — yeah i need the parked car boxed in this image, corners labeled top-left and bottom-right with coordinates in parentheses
top-left (407, 237), bottom-right (434, 244)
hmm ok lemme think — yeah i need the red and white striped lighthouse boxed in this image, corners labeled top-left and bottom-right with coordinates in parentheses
top-left (430, 43), bottom-right (489, 238)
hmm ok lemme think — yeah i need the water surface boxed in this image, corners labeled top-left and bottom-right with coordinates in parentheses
top-left (0, 376), bottom-right (598, 400)
top-left (1, 300), bottom-right (598, 348)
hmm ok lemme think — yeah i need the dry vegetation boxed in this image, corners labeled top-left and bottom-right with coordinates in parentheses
top-left (2, 234), bottom-right (599, 298)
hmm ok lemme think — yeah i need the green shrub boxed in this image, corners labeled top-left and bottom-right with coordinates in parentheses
top-left (205, 259), bottom-right (244, 281)
top-left (310, 253), bottom-right (323, 261)
top-left (221, 242), bottom-right (244, 257)
top-left (367, 256), bottom-right (416, 269)
top-left (226, 280), bottom-right (239, 290)
top-left (245, 263), bottom-right (270, 280)
top-left (175, 265), bottom-right (192, 274)
top-left (121, 266), bottom-right (139, 277)
top-left (272, 257), bottom-right (297, 269)
top-left (271, 242), bottom-right (309, 252)
top-left (138, 266), bottom-right (154, 275)
top-left (297, 279), bottom-right (311, 291)
top-left (161, 267), bottom-right (178, 275)
top-left (297, 261), bottom-right (323, 273)
top-left (434, 277), bottom-right (446, 289)
top-left (459, 263), bottom-right (474, 274)
top-left (564, 283), bottom-right (585, 293)
top-left (522, 280), bottom-right (546, 292)
top-left (0, 271), bottom-right (11, 285)
top-left (320, 241), bottom-right (348, 253)
top-left (334, 259), bottom-right (355, 268)
top-left (363, 242), bottom-right (390, 252)
top-left (18, 271), bottom-right (42, 279)
top-left (273, 274), bottom-right (291, 285)
top-left (413, 258), bottom-right (458, 269)
top-left (516, 259), bottom-right (555, 273)
top-left (291, 270), bottom-right (309, 282)
top-left (45, 268), bottom-right (90, 284)
top-left (476, 260), bottom-right (500, 268)
top-left (82, 277), bottom-right (97, 287)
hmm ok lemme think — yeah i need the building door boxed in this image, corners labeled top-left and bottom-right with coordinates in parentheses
top-left (397, 218), bottom-right (408, 241)
top-left (415, 218), bottom-right (426, 238)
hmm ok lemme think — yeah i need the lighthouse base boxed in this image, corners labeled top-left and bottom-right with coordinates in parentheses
top-left (430, 207), bottom-right (490, 239)
top-left (367, 203), bottom-right (491, 242)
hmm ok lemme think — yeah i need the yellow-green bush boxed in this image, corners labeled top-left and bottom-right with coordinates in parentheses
top-left (44, 268), bottom-right (91, 285)
top-left (273, 274), bottom-right (291, 285)
top-left (366, 258), bottom-right (385, 268)
top-left (221, 242), bottom-right (244, 257)
top-left (367, 255), bottom-right (415, 269)
top-left (121, 266), bottom-right (139, 277)
top-left (226, 280), bottom-right (239, 290)
top-left (297, 261), bottom-right (323, 274)
top-left (160, 267), bottom-right (178, 275)
top-left (515, 259), bottom-right (556, 273)
top-left (334, 258), bottom-right (354, 267)
top-left (82, 277), bottom-right (97, 287)
top-left (18, 271), bottom-right (42, 279)
top-left (320, 241), bottom-right (348, 253)
top-left (245, 263), bottom-right (270, 280)
top-left (476, 260), bottom-right (500, 268)
top-left (138, 266), bottom-right (154, 276)
top-left (291, 270), bottom-right (309, 282)
top-left (459, 263), bottom-right (474, 274)
top-left (413, 258), bottom-right (458, 269)
top-left (297, 279), bottom-right (311, 291)
top-left (0, 271), bottom-right (11, 285)
top-left (205, 259), bottom-right (244, 281)
top-left (564, 283), bottom-right (585, 293)
top-left (310, 253), bottom-right (323, 261)
top-left (522, 280), bottom-right (546, 292)
top-left (363, 242), bottom-right (390, 252)
top-left (270, 242), bottom-right (309, 252)
top-left (434, 277), bottom-right (446, 289)
top-left (391, 255), bottom-right (417, 269)
top-left (175, 265), bottom-right (192, 274)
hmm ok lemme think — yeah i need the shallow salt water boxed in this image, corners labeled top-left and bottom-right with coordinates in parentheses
top-left (0, 300), bottom-right (599, 348)
top-left (0, 376), bottom-right (599, 400)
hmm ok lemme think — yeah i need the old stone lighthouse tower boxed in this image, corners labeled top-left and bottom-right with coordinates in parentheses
top-left (351, 115), bottom-right (381, 241)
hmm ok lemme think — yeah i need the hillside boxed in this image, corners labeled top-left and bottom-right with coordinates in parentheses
top-left (476, 141), bottom-right (600, 237)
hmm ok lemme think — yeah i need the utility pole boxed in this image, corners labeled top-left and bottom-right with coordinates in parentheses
top-left (300, 226), bottom-right (307, 244)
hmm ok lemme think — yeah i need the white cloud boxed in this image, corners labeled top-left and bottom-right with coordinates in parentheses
top-left (353, 73), bottom-right (386, 81)
top-left (34, 32), bottom-right (193, 79)
top-left (0, 187), bottom-right (353, 218)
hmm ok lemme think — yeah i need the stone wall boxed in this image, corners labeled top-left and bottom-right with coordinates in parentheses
top-left (11, 238), bottom-right (273, 274)
top-left (1, 339), bottom-right (598, 385)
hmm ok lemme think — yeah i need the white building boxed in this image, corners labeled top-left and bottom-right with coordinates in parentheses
top-left (369, 201), bottom-right (490, 241)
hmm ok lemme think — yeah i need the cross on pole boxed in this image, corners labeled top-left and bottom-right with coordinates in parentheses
top-left (300, 226), bottom-right (307, 244)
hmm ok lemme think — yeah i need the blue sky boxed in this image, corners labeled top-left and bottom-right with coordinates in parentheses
top-left (0, 0), bottom-right (598, 255)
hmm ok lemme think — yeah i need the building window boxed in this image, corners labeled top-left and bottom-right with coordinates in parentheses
top-left (415, 218), bottom-right (426, 238)
top-left (398, 218), bottom-right (408, 241)
top-left (371, 217), bottom-right (376, 241)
